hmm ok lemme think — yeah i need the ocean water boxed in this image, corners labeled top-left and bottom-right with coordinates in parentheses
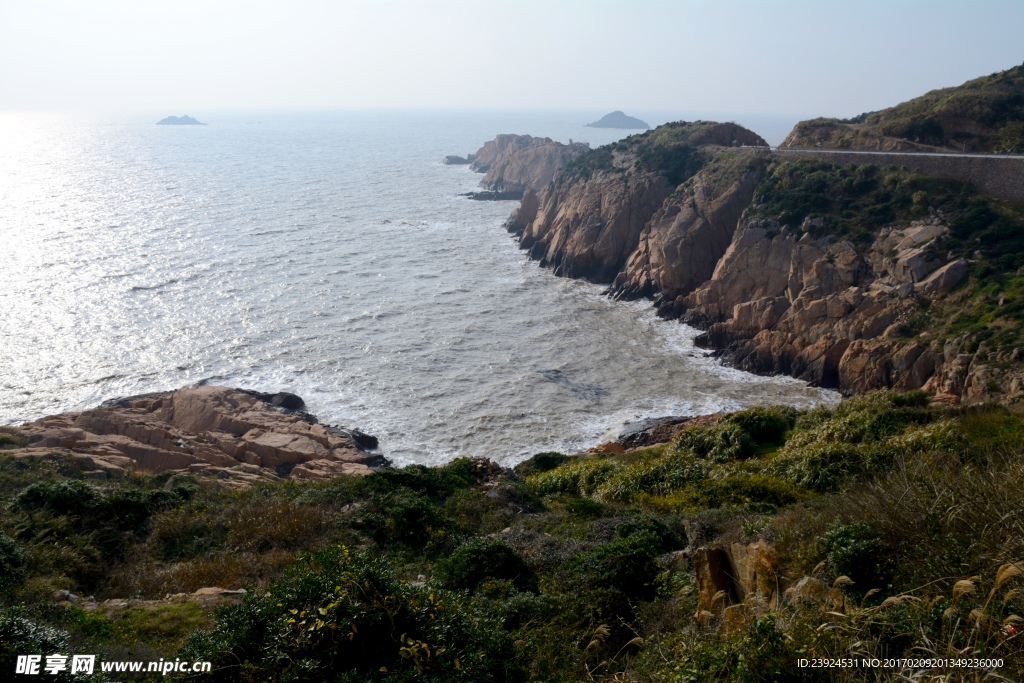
top-left (0, 108), bottom-right (837, 466)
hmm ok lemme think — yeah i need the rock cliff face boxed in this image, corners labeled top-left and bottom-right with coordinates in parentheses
top-left (0, 386), bottom-right (384, 487)
top-left (674, 212), bottom-right (1024, 401)
top-left (610, 152), bottom-right (770, 301)
top-left (516, 173), bottom-right (672, 282)
top-left (465, 134), bottom-right (590, 194)
top-left (507, 122), bottom-right (769, 291)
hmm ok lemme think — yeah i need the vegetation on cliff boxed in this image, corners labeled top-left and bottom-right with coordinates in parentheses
top-left (560, 121), bottom-right (765, 186)
top-left (2, 391), bottom-right (1022, 681)
top-left (783, 64), bottom-right (1024, 152)
top-left (745, 157), bottom-right (1024, 360)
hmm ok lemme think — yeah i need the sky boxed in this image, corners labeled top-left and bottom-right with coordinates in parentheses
top-left (0, 0), bottom-right (1021, 117)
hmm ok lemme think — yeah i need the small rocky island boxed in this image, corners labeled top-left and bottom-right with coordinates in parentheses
top-left (585, 110), bottom-right (650, 129)
top-left (156, 115), bottom-right (207, 125)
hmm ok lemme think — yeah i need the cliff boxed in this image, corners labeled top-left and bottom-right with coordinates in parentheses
top-left (782, 64), bottom-right (1024, 153)
top-left (506, 121), bottom-right (768, 288)
top-left (675, 157), bottom-right (1024, 403)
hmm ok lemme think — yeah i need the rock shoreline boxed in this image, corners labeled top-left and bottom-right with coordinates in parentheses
top-left (0, 386), bottom-right (385, 488)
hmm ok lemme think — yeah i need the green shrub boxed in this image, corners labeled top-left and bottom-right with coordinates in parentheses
top-left (614, 514), bottom-right (677, 552)
top-left (436, 539), bottom-right (535, 594)
top-left (668, 423), bottom-right (756, 463)
top-left (818, 521), bottom-right (885, 591)
top-left (569, 531), bottom-right (663, 600)
top-left (723, 406), bottom-right (798, 445)
top-left (682, 474), bottom-right (806, 509)
top-left (11, 480), bottom-right (102, 515)
top-left (178, 546), bottom-right (522, 682)
top-left (596, 451), bottom-right (710, 502)
top-left (513, 452), bottom-right (567, 477)
top-left (668, 616), bottom-right (815, 683)
top-left (363, 489), bottom-right (444, 548)
top-left (0, 531), bottom-right (26, 590)
top-left (0, 607), bottom-right (107, 682)
top-left (527, 459), bottom-right (621, 497)
top-left (563, 498), bottom-right (604, 518)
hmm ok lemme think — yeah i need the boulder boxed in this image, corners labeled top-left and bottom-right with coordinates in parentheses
top-left (916, 259), bottom-right (968, 295)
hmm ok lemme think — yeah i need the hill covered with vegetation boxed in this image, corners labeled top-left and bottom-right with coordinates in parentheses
top-left (783, 64), bottom-right (1024, 153)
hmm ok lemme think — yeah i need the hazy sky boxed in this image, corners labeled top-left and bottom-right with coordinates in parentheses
top-left (1, 0), bottom-right (1020, 116)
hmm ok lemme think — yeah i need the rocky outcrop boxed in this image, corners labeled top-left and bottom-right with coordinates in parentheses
top-left (518, 173), bottom-right (672, 282)
top-left (0, 387), bottom-right (384, 488)
top-left (610, 152), bottom-right (770, 301)
top-left (670, 211), bottom-right (1014, 402)
top-left (465, 134), bottom-right (590, 194)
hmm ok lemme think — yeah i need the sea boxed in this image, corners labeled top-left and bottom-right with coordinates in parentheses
top-left (0, 108), bottom-right (838, 467)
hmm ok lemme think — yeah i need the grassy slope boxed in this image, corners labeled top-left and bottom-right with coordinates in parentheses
top-left (1, 393), bottom-right (1023, 682)
top-left (785, 65), bottom-right (1024, 153)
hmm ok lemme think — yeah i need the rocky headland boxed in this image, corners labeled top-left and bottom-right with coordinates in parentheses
top-left (0, 386), bottom-right (383, 488)
top-left (495, 70), bottom-right (1024, 405)
top-left (449, 134), bottom-right (591, 199)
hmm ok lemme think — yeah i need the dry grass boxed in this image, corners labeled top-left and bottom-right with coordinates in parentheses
top-left (107, 550), bottom-right (296, 598)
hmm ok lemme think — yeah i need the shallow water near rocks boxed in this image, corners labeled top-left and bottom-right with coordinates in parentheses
top-left (0, 109), bottom-right (838, 466)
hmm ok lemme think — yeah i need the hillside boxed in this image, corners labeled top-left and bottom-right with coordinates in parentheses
top-left (2, 392), bottom-right (1022, 681)
top-left (782, 64), bottom-right (1024, 153)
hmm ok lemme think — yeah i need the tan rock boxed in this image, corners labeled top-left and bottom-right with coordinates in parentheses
top-left (4, 387), bottom-right (381, 487)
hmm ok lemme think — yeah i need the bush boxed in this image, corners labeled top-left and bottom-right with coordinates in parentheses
top-left (569, 531), bottom-right (663, 600)
top-left (0, 532), bottom-right (26, 590)
top-left (614, 514), bottom-right (677, 552)
top-left (0, 607), bottom-right (107, 682)
top-left (363, 489), bottom-right (444, 548)
top-left (818, 521), bottom-right (885, 591)
top-left (436, 539), bottom-right (535, 594)
top-left (527, 459), bottom-right (621, 497)
top-left (596, 450), bottom-right (710, 502)
top-left (513, 452), bottom-right (567, 477)
top-left (178, 546), bottom-right (522, 682)
top-left (11, 480), bottom-right (102, 516)
top-left (723, 406), bottom-right (798, 445)
top-left (669, 423), bottom-right (756, 463)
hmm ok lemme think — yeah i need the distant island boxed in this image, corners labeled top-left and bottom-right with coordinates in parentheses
top-left (584, 111), bottom-right (650, 129)
top-left (156, 115), bottom-right (206, 126)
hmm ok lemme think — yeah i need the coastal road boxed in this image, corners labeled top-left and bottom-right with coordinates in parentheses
top-left (756, 146), bottom-right (1024, 160)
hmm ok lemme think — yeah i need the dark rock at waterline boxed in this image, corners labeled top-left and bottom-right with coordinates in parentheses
top-left (462, 190), bottom-right (525, 201)
top-left (443, 155), bottom-right (473, 165)
top-left (237, 389), bottom-right (305, 411)
top-left (617, 416), bottom-right (691, 449)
